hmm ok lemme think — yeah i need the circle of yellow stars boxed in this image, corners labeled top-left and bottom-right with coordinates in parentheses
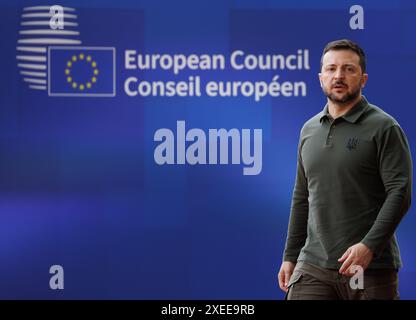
top-left (65, 53), bottom-right (99, 91)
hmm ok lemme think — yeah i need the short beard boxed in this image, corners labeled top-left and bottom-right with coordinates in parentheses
top-left (323, 83), bottom-right (361, 105)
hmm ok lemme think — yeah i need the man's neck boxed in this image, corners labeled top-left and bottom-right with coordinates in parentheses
top-left (327, 94), bottom-right (362, 119)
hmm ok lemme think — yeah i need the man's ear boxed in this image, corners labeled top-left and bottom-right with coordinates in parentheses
top-left (361, 73), bottom-right (368, 88)
top-left (318, 73), bottom-right (323, 87)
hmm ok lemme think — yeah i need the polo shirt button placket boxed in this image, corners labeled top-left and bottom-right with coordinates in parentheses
top-left (326, 125), bottom-right (334, 147)
top-left (328, 119), bottom-right (339, 146)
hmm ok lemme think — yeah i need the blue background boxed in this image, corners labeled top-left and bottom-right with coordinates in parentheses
top-left (0, 0), bottom-right (415, 299)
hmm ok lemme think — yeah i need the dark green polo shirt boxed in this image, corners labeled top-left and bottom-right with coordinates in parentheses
top-left (283, 96), bottom-right (412, 269)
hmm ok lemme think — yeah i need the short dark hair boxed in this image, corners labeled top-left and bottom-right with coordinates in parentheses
top-left (320, 39), bottom-right (366, 73)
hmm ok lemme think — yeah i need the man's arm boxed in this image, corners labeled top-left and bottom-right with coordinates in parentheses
top-left (339, 124), bottom-right (412, 275)
top-left (283, 134), bottom-right (309, 262)
top-left (278, 134), bottom-right (309, 292)
top-left (360, 124), bottom-right (412, 257)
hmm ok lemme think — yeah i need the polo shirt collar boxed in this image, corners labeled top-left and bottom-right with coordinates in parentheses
top-left (319, 96), bottom-right (369, 124)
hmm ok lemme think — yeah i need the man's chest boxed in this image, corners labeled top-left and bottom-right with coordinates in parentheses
top-left (301, 122), bottom-right (378, 178)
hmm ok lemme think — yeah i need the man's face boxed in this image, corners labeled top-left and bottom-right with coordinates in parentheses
top-left (319, 49), bottom-right (368, 105)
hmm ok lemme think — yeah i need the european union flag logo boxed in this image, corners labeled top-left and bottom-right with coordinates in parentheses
top-left (48, 46), bottom-right (115, 97)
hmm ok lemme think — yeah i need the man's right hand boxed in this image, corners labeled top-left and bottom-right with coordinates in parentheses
top-left (278, 261), bottom-right (296, 292)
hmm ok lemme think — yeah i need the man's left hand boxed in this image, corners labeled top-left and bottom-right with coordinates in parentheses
top-left (338, 243), bottom-right (374, 276)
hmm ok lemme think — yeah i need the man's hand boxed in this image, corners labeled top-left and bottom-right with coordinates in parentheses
top-left (278, 261), bottom-right (295, 292)
top-left (338, 243), bottom-right (373, 276)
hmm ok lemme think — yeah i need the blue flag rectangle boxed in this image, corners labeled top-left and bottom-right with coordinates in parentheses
top-left (48, 46), bottom-right (115, 97)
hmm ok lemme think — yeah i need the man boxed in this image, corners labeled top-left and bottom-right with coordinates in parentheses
top-left (278, 39), bottom-right (412, 300)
